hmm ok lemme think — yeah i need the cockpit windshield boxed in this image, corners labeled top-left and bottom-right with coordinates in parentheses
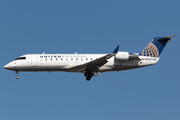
top-left (15, 57), bottom-right (26, 60)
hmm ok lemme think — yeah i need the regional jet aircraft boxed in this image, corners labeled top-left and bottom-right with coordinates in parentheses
top-left (4, 35), bottom-right (175, 81)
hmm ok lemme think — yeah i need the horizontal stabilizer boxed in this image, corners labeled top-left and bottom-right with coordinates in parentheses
top-left (157, 35), bottom-right (176, 42)
top-left (166, 35), bottom-right (176, 39)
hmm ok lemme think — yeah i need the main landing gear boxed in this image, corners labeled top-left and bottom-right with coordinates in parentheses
top-left (84, 72), bottom-right (94, 81)
top-left (15, 71), bottom-right (19, 79)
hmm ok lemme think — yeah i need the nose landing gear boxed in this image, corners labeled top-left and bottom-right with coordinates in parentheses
top-left (15, 71), bottom-right (19, 79)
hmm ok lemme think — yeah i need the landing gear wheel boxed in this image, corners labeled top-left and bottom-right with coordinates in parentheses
top-left (85, 73), bottom-right (94, 81)
top-left (86, 76), bottom-right (91, 81)
top-left (15, 71), bottom-right (19, 79)
top-left (16, 75), bottom-right (19, 79)
top-left (89, 73), bottom-right (94, 77)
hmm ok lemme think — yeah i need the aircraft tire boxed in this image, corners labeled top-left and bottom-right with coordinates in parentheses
top-left (86, 76), bottom-right (91, 81)
top-left (16, 75), bottom-right (19, 79)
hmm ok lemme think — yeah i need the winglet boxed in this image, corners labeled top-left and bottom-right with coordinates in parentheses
top-left (113, 45), bottom-right (119, 53)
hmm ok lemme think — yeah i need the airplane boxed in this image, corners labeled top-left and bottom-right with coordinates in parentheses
top-left (4, 35), bottom-right (175, 81)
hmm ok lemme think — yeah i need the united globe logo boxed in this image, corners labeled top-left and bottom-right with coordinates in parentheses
top-left (141, 43), bottom-right (159, 57)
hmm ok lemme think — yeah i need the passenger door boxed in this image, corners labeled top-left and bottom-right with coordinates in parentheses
top-left (31, 55), bottom-right (38, 66)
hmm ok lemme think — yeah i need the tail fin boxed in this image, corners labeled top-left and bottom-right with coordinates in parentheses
top-left (139, 35), bottom-right (175, 58)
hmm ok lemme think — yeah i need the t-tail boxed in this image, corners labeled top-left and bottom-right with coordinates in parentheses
top-left (139, 35), bottom-right (175, 58)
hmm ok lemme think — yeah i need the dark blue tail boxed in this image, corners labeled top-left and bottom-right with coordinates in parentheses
top-left (139, 35), bottom-right (175, 57)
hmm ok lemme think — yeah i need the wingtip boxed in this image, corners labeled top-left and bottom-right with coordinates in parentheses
top-left (113, 45), bottom-right (119, 53)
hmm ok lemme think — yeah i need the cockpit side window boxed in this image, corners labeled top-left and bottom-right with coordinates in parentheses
top-left (15, 57), bottom-right (26, 60)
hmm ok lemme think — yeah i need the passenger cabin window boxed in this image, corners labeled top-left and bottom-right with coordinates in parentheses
top-left (15, 57), bottom-right (26, 60)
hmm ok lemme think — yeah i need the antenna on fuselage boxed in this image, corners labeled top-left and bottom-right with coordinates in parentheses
top-left (42, 52), bottom-right (45, 54)
top-left (75, 52), bottom-right (77, 54)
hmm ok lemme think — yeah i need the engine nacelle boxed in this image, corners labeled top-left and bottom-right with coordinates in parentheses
top-left (115, 52), bottom-right (129, 61)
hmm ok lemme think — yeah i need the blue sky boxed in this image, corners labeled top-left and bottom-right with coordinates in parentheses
top-left (0, 0), bottom-right (180, 120)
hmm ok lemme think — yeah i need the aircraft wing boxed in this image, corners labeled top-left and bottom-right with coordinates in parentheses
top-left (69, 45), bottom-right (119, 73)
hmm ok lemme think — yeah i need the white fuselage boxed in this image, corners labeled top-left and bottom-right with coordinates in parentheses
top-left (4, 35), bottom-right (174, 80)
top-left (4, 53), bottom-right (159, 73)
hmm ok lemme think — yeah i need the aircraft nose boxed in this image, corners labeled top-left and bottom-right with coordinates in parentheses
top-left (4, 62), bottom-right (15, 70)
top-left (4, 63), bottom-right (10, 69)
